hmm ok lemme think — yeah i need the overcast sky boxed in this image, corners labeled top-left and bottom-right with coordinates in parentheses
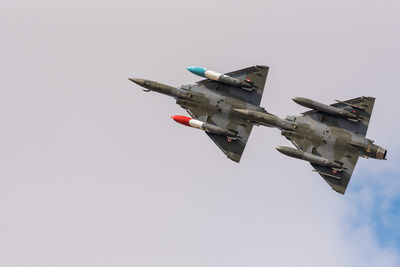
top-left (1, 0), bottom-right (400, 266)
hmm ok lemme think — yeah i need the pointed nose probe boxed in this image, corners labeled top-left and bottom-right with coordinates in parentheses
top-left (128, 78), bottom-right (145, 86)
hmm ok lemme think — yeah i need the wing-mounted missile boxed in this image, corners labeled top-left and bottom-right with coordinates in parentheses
top-left (334, 99), bottom-right (367, 110)
top-left (293, 97), bottom-right (361, 122)
top-left (187, 66), bottom-right (254, 91)
top-left (171, 115), bottom-right (240, 141)
top-left (276, 146), bottom-right (345, 171)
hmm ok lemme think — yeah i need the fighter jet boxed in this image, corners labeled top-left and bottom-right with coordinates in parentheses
top-left (129, 66), bottom-right (269, 163)
top-left (129, 66), bottom-right (387, 194)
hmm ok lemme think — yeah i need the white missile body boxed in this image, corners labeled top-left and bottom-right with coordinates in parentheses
top-left (187, 66), bottom-right (253, 89)
top-left (171, 115), bottom-right (238, 138)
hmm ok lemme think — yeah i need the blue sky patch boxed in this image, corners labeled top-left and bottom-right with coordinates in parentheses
top-left (345, 170), bottom-right (400, 251)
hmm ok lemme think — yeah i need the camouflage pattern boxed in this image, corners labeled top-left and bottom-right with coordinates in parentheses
top-left (289, 96), bottom-right (386, 194)
top-left (235, 96), bottom-right (386, 194)
top-left (129, 66), bottom-right (386, 194)
top-left (129, 65), bottom-right (269, 163)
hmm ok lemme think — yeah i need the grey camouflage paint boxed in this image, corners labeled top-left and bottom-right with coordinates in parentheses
top-left (130, 66), bottom-right (269, 163)
top-left (129, 66), bottom-right (386, 194)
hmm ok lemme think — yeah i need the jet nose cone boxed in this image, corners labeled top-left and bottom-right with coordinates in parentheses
top-left (128, 78), bottom-right (145, 86)
top-left (292, 97), bottom-right (301, 103)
